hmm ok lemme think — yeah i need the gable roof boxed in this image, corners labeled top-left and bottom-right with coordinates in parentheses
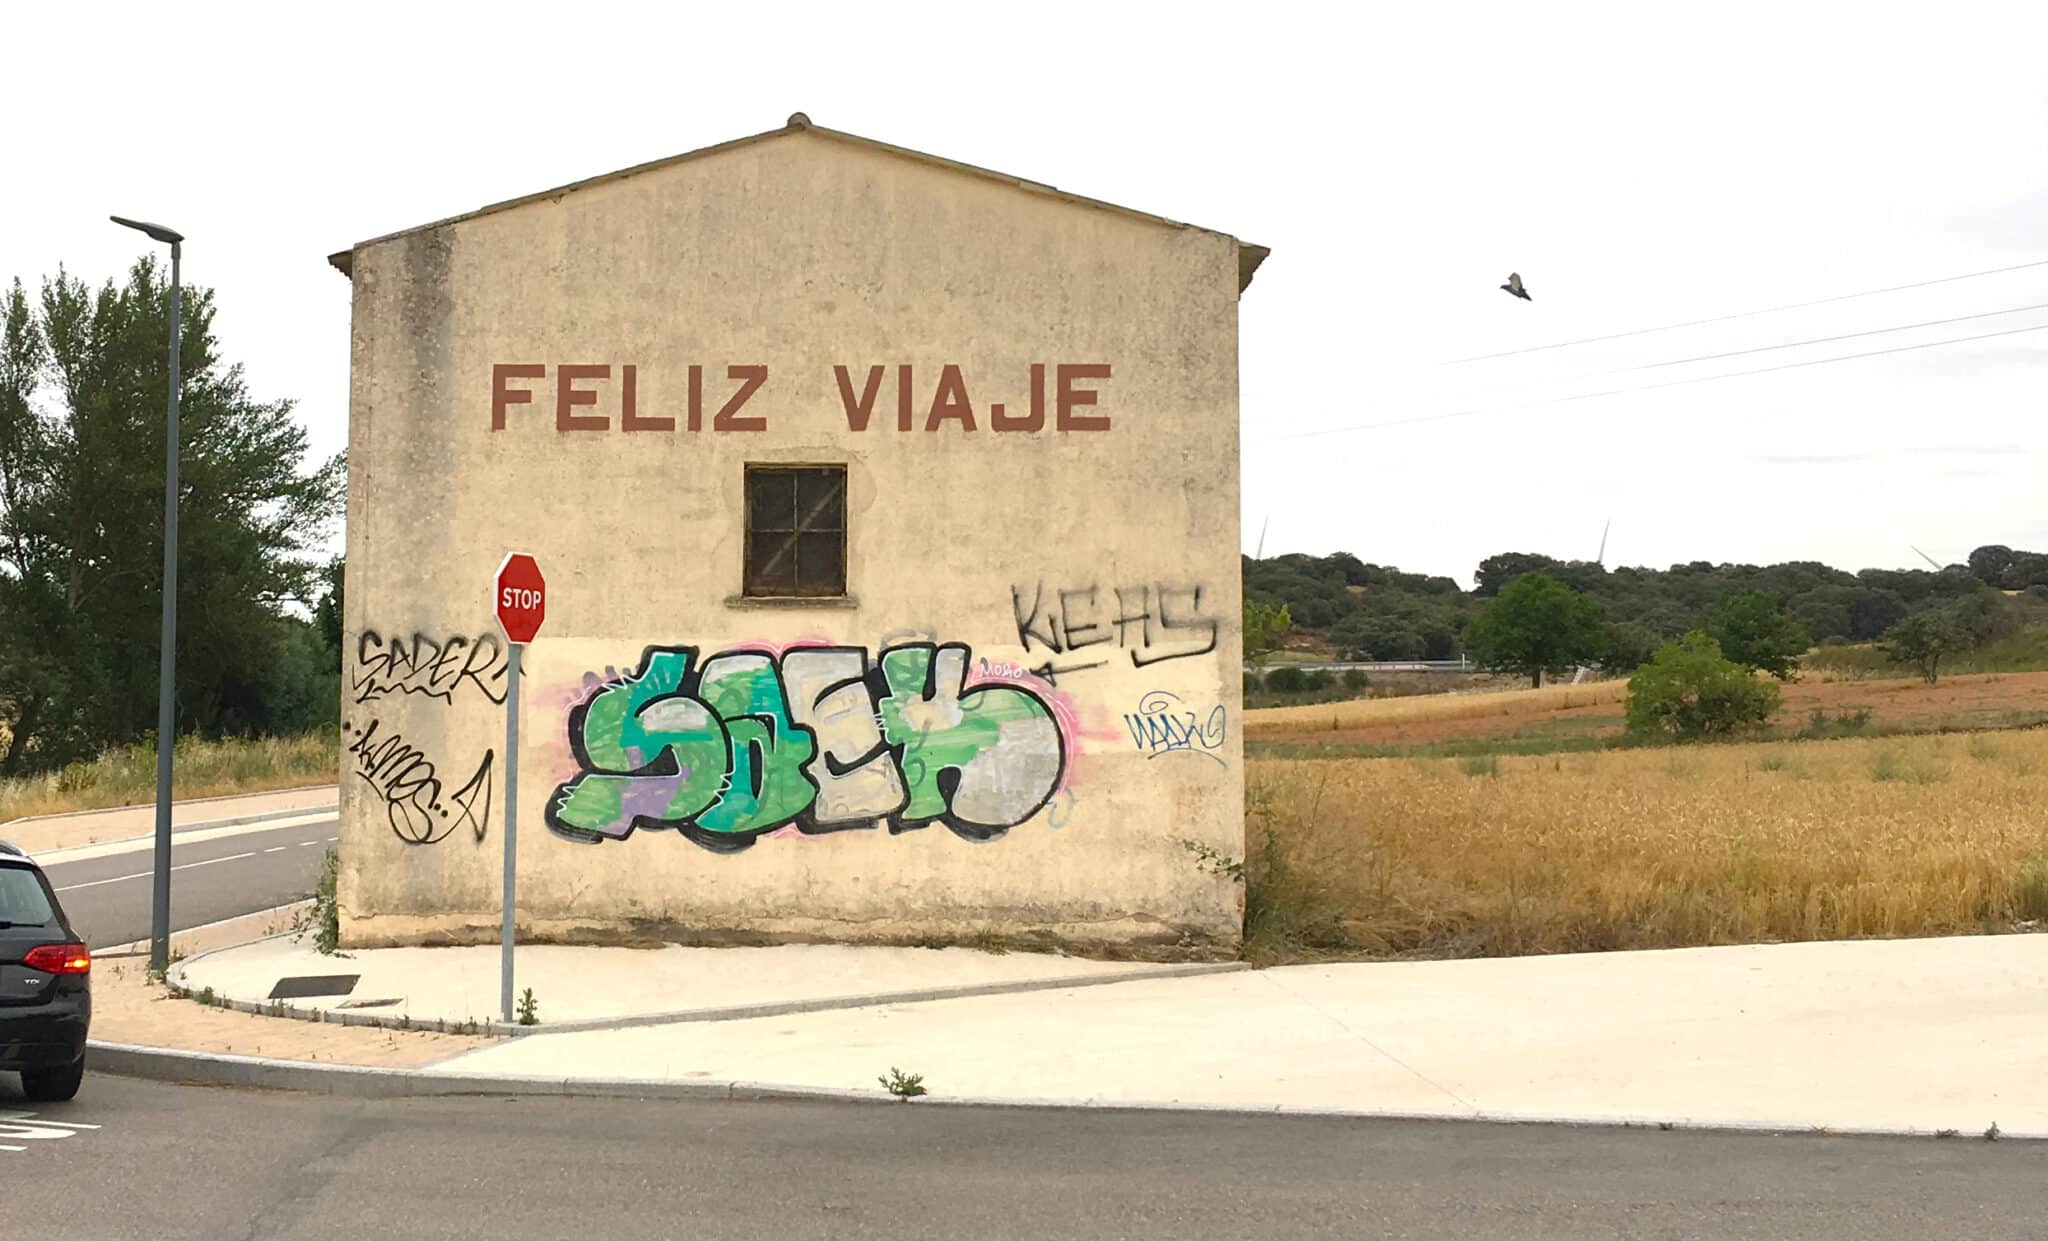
top-left (327, 113), bottom-right (1268, 292)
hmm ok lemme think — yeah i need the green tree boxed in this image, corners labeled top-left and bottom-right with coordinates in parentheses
top-left (1331, 611), bottom-right (1422, 661)
top-left (1603, 621), bottom-right (1664, 673)
top-left (314, 557), bottom-right (345, 654)
top-left (1967, 544), bottom-right (2016, 587)
top-left (1704, 591), bottom-right (1811, 680)
top-left (1946, 588), bottom-right (2021, 647)
top-left (1473, 551), bottom-right (1560, 597)
top-left (1242, 598), bottom-right (1292, 665)
top-left (1880, 611), bottom-right (1967, 684)
top-left (1625, 632), bottom-right (1781, 739)
top-left (0, 260), bottom-right (343, 771)
top-left (1462, 571), bottom-right (1609, 688)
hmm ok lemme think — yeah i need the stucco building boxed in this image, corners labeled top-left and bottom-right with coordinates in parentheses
top-left (328, 113), bottom-right (1265, 955)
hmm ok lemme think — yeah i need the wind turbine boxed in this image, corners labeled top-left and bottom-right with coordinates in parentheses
top-left (1909, 545), bottom-right (1944, 571)
top-left (1596, 519), bottom-right (1611, 568)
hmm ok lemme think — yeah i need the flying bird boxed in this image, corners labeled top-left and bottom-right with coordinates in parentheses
top-left (1500, 272), bottom-right (1532, 301)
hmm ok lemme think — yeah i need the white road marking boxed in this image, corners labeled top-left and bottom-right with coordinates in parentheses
top-left (0, 1122), bottom-right (100, 1138)
top-left (299, 840), bottom-right (322, 847)
top-left (263, 846), bottom-right (287, 853)
top-left (0, 1113), bottom-right (100, 1156)
top-left (32, 811), bottom-right (339, 866)
top-left (57, 850), bottom-right (265, 892)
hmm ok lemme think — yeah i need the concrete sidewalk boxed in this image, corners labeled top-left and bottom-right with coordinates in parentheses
top-left (100, 924), bottom-right (2048, 1137)
top-left (426, 933), bottom-right (2048, 1135)
top-left (173, 935), bottom-right (1238, 1032)
top-left (90, 906), bottom-right (487, 1068)
top-left (2, 784), bottom-right (338, 856)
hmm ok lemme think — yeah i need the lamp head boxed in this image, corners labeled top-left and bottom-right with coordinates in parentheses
top-left (110, 215), bottom-right (184, 245)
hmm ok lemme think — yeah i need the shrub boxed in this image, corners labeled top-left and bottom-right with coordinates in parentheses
top-left (1301, 669), bottom-right (1333, 692)
top-left (1881, 611), bottom-right (1968, 683)
top-left (292, 846), bottom-right (342, 955)
top-left (1243, 599), bottom-right (1293, 663)
top-left (1797, 708), bottom-right (1871, 740)
top-left (1625, 632), bottom-right (1781, 740)
top-left (1265, 666), bottom-right (1310, 694)
top-left (1341, 669), bottom-right (1369, 691)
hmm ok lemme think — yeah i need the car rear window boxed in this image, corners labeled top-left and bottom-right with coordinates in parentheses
top-left (0, 864), bottom-right (57, 927)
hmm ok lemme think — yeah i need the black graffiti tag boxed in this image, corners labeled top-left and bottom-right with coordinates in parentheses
top-left (351, 631), bottom-right (509, 706)
top-left (345, 719), bottom-right (494, 845)
top-left (1010, 582), bottom-right (1220, 682)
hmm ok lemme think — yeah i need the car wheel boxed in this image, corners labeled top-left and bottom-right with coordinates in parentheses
top-left (21, 1055), bottom-right (84, 1102)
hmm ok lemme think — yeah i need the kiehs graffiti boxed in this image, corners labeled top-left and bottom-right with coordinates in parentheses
top-left (1011, 582), bottom-right (1220, 682)
top-left (547, 643), bottom-right (1066, 853)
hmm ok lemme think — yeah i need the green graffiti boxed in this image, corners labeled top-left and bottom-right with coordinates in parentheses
top-left (546, 643), bottom-right (1066, 851)
top-left (877, 646), bottom-right (1064, 833)
top-left (547, 649), bottom-right (728, 842)
top-left (692, 653), bottom-right (818, 836)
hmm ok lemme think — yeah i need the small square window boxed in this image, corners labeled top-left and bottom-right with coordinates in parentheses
top-left (744, 466), bottom-right (846, 598)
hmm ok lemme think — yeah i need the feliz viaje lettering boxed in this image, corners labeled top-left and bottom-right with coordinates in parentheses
top-left (490, 363), bottom-right (1112, 434)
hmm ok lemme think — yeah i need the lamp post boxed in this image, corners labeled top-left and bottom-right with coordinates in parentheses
top-left (110, 214), bottom-right (184, 977)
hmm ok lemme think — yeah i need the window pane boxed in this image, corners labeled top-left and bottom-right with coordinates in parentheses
top-left (748, 471), bottom-right (796, 532)
top-left (795, 469), bottom-right (845, 532)
top-left (0, 867), bottom-right (56, 927)
top-left (745, 531), bottom-right (798, 596)
top-left (794, 531), bottom-right (845, 596)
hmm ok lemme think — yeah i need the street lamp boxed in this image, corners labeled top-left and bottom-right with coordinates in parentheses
top-left (111, 214), bottom-right (184, 976)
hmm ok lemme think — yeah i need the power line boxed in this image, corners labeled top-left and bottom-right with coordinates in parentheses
top-left (1262, 320), bottom-right (2048, 443)
top-left (1454, 300), bottom-right (2048, 397)
top-left (1441, 258), bottom-right (2048, 365)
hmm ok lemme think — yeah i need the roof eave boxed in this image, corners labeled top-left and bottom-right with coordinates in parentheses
top-left (324, 114), bottom-right (1269, 290)
top-left (1238, 244), bottom-right (1270, 294)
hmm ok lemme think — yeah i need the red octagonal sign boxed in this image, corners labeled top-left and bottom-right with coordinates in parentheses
top-left (494, 552), bottom-right (545, 644)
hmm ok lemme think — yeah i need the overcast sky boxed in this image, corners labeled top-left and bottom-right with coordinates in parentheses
top-left (8, 2), bottom-right (2043, 586)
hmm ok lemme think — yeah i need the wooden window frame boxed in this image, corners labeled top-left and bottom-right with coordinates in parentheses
top-left (741, 463), bottom-right (848, 600)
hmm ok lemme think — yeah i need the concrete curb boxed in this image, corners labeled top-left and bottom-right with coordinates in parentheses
top-left (2, 784), bottom-right (339, 827)
top-left (29, 804), bottom-right (338, 865)
top-left (83, 1040), bottom-right (2043, 1141)
top-left (164, 935), bottom-right (1250, 1038)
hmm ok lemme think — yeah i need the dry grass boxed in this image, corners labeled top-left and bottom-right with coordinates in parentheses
top-left (1246, 669), bottom-right (2048, 751)
top-left (1248, 680), bottom-right (1628, 731)
top-left (1244, 729), bottom-right (2048, 961)
top-left (0, 732), bottom-right (338, 823)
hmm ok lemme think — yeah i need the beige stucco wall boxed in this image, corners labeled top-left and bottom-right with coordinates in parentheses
top-left (336, 127), bottom-right (1249, 956)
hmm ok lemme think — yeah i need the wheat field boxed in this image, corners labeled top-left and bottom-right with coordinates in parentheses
top-left (1245, 728), bottom-right (2048, 960)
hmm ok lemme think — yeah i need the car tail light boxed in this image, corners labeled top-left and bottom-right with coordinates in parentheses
top-left (22, 942), bottom-right (90, 975)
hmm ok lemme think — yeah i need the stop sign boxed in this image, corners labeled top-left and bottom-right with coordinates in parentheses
top-left (494, 552), bottom-right (545, 643)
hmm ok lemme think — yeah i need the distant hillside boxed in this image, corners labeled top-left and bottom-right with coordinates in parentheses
top-left (1244, 545), bottom-right (2048, 664)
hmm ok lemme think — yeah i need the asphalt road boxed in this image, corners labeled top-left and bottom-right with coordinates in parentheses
top-left (41, 817), bottom-right (337, 949)
top-left (0, 1075), bottom-right (2043, 1240)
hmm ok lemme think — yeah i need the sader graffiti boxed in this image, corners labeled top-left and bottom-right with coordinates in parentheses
top-left (547, 643), bottom-right (1066, 852)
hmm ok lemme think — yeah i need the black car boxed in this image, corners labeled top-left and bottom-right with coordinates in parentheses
top-left (0, 839), bottom-right (90, 1101)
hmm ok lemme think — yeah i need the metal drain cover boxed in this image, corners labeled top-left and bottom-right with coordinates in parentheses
top-left (266, 974), bottom-right (360, 1000)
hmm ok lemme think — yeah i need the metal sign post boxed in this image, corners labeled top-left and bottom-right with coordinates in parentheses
top-left (501, 640), bottom-right (520, 1024)
top-left (492, 553), bottom-right (545, 1024)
